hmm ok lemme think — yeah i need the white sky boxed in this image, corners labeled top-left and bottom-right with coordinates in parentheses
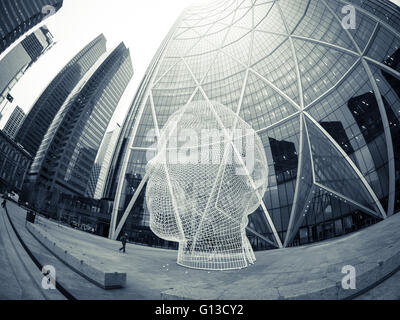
top-left (1, 0), bottom-right (400, 131)
top-left (0, 0), bottom-right (210, 130)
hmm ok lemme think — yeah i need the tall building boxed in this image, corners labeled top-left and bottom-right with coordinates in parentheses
top-left (3, 106), bottom-right (25, 138)
top-left (0, 0), bottom-right (63, 55)
top-left (86, 163), bottom-right (102, 199)
top-left (269, 138), bottom-right (298, 185)
top-left (15, 34), bottom-right (107, 157)
top-left (26, 43), bottom-right (133, 200)
top-left (20, 26), bottom-right (54, 60)
top-left (86, 125), bottom-right (122, 199)
top-left (320, 122), bottom-right (355, 155)
top-left (106, 0), bottom-right (400, 250)
top-left (0, 130), bottom-right (32, 193)
top-left (0, 26), bottom-right (54, 105)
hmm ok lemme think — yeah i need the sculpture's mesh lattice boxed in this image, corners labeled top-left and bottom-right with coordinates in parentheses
top-left (145, 100), bottom-right (268, 270)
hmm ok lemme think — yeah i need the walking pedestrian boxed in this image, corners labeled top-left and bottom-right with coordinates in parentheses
top-left (119, 233), bottom-right (128, 253)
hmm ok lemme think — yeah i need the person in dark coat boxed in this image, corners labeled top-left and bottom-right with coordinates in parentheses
top-left (1, 198), bottom-right (6, 209)
top-left (119, 233), bottom-right (128, 253)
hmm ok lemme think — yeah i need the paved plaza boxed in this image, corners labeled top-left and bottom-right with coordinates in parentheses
top-left (1, 201), bottom-right (399, 300)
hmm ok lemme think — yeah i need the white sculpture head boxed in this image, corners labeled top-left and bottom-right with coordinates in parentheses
top-left (145, 100), bottom-right (268, 270)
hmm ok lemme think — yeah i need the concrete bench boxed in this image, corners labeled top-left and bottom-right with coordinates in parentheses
top-left (27, 222), bottom-right (126, 290)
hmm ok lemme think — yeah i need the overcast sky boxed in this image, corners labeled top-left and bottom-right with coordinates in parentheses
top-left (0, 0), bottom-right (210, 130)
top-left (1, 0), bottom-right (400, 131)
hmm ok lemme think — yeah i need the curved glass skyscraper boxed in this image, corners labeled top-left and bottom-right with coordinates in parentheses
top-left (16, 34), bottom-right (107, 157)
top-left (107, 0), bottom-right (400, 250)
top-left (27, 42), bottom-right (133, 199)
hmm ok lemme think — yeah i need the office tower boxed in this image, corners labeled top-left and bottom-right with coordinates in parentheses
top-left (269, 138), bottom-right (298, 185)
top-left (20, 26), bottom-right (54, 59)
top-left (320, 122), bottom-right (355, 155)
top-left (0, 26), bottom-right (54, 105)
top-left (86, 163), bottom-right (102, 199)
top-left (86, 126), bottom-right (121, 199)
top-left (15, 34), bottom-right (107, 157)
top-left (27, 43), bottom-right (133, 199)
top-left (106, 0), bottom-right (400, 250)
top-left (0, 0), bottom-right (63, 55)
top-left (2, 106), bottom-right (25, 138)
top-left (0, 130), bottom-right (32, 193)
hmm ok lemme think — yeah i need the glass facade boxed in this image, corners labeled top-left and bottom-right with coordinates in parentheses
top-left (15, 34), bottom-right (107, 157)
top-left (0, 0), bottom-right (63, 55)
top-left (27, 42), bottom-right (133, 198)
top-left (0, 130), bottom-right (32, 193)
top-left (108, 0), bottom-right (400, 249)
top-left (86, 126), bottom-right (122, 199)
top-left (3, 106), bottom-right (25, 139)
top-left (0, 26), bottom-right (54, 105)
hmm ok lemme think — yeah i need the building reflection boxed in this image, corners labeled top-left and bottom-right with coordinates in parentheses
top-left (320, 122), bottom-right (355, 155)
top-left (382, 47), bottom-right (400, 212)
top-left (269, 138), bottom-right (298, 184)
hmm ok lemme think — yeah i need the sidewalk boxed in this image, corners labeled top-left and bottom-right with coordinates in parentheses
top-left (19, 204), bottom-right (400, 299)
top-left (3, 200), bottom-right (400, 300)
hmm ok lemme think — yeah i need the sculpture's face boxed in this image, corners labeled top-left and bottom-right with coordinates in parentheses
top-left (145, 101), bottom-right (268, 260)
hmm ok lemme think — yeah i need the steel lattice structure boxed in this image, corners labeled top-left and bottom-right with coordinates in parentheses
top-left (108, 0), bottom-right (400, 253)
top-left (146, 100), bottom-right (268, 270)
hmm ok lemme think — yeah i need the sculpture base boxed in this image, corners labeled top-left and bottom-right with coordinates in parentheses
top-left (176, 239), bottom-right (256, 271)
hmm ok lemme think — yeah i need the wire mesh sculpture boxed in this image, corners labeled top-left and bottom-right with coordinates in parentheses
top-left (145, 100), bottom-right (269, 270)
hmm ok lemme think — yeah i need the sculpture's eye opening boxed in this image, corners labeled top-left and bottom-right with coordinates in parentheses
top-left (145, 100), bottom-right (269, 270)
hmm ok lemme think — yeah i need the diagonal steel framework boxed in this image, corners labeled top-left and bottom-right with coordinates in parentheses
top-left (322, 0), bottom-right (395, 218)
top-left (109, 0), bottom-right (399, 245)
top-left (304, 112), bottom-right (387, 218)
